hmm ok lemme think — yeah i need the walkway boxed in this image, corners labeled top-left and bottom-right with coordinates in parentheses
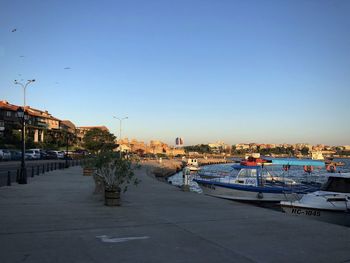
top-left (0, 166), bottom-right (349, 263)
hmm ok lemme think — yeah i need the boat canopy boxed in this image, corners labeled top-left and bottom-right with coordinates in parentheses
top-left (267, 158), bottom-right (325, 167)
top-left (232, 165), bottom-right (261, 170)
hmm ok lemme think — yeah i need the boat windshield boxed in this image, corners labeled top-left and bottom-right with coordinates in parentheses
top-left (321, 177), bottom-right (350, 193)
top-left (238, 169), bottom-right (257, 178)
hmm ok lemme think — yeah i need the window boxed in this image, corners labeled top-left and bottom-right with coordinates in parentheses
top-left (6, 111), bottom-right (12, 117)
top-left (322, 177), bottom-right (350, 193)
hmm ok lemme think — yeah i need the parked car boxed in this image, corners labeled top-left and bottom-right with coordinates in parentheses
top-left (28, 149), bottom-right (41, 159)
top-left (25, 150), bottom-right (40, 160)
top-left (40, 150), bottom-right (48, 160)
top-left (46, 150), bottom-right (65, 159)
top-left (0, 149), bottom-right (11, 161)
top-left (53, 151), bottom-right (64, 159)
top-left (46, 150), bottom-right (58, 159)
top-left (9, 150), bottom-right (22, 161)
top-left (57, 151), bottom-right (65, 159)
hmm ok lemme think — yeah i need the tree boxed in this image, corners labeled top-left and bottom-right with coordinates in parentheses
top-left (184, 144), bottom-right (211, 154)
top-left (83, 128), bottom-right (116, 154)
top-left (301, 147), bottom-right (309, 156)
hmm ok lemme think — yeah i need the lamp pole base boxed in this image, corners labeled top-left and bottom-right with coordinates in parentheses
top-left (18, 167), bottom-right (27, 184)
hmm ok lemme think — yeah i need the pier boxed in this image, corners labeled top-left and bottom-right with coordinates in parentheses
top-left (0, 165), bottom-right (349, 263)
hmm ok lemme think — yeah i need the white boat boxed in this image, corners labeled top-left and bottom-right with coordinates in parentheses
top-left (187, 158), bottom-right (200, 171)
top-left (194, 162), bottom-right (321, 202)
top-left (188, 166), bottom-right (201, 171)
top-left (280, 173), bottom-right (350, 226)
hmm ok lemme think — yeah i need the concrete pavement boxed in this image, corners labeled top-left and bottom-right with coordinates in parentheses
top-left (0, 166), bottom-right (349, 263)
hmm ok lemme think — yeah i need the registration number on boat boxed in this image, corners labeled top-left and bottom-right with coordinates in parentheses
top-left (291, 208), bottom-right (320, 217)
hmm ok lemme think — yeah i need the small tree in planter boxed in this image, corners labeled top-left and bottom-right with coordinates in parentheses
top-left (94, 152), bottom-right (140, 206)
top-left (82, 128), bottom-right (116, 176)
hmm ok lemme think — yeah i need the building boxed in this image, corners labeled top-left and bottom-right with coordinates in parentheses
top-left (129, 139), bottom-right (147, 154)
top-left (0, 100), bottom-right (22, 139)
top-left (148, 140), bottom-right (169, 154)
top-left (166, 147), bottom-right (186, 156)
top-left (25, 106), bottom-right (61, 142)
top-left (208, 141), bottom-right (228, 153)
top-left (0, 100), bottom-right (77, 147)
top-left (235, 143), bottom-right (250, 150)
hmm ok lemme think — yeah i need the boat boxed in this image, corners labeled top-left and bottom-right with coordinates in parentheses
top-left (240, 153), bottom-right (271, 167)
top-left (280, 173), bottom-right (350, 226)
top-left (196, 169), bottom-right (230, 179)
top-left (186, 158), bottom-right (201, 171)
top-left (194, 159), bottom-right (324, 202)
top-left (324, 158), bottom-right (345, 173)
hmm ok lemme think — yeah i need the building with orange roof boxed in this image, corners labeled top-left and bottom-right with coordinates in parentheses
top-left (0, 100), bottom-right (78, 147)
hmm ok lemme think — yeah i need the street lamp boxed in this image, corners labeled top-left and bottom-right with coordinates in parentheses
top-left (16, 107), bottom-right (29, 183)
top-left (113, 116), bottom-right (128, 141)
top-left (65, 131), bottom-right (69, 168)
top-left (14, 79), bottom-right (35, 108)
top-left (113, 116), bottom-right (128, 158)
top-left (14, 79), bottom-right (35, 184)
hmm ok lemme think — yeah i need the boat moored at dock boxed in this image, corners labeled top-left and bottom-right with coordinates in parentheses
top-left (186, 158), bottom-right (201, 171)
top-left (280, 173), bottom-right (350, 226)
top-left (194, 159), bottom-right (324, 202)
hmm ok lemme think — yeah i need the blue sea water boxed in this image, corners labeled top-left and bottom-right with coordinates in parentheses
top-left (168, 158), bottom-right (350, 193)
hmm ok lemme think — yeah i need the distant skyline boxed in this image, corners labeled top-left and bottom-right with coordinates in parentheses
top-left (1, 0), bottom-right (349, 146)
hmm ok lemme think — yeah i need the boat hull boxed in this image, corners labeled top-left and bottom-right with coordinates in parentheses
top-left (198, 182), bottom-right (301, 202)
top-left (188, 166), bottom-right (200, 171)
top-left (281, 204), bottom-right (350, 227)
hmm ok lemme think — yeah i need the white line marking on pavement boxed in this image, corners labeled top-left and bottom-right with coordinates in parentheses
top-left (96, 235), bottom-right (150, 243)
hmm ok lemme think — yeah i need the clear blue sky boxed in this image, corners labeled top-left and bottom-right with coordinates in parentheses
top-left (1, 0), bottom-right (349, 146)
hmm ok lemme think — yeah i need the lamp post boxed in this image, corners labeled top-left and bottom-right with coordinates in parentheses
top-left (113, 116), bottom-right (128, 141)
top-left (113, 116), bottom-right (128, 157)
top-left (65, 131), bottom-right (69, 168)
top-left (14, 79), bottom-right (35, 184)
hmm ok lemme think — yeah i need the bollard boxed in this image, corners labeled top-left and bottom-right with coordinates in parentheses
top-left (42, 164), bottom-right (45, 174)
top-left (16, 169), bottom-right (20, 182)
top-left (31, 166), bottom-right (34, 177)
top-left (54, 163), bottom-right (57, 170)
top-left (37, 165), bottom-right (40, 176)
top-left (47, 163), bottom-right (50, 172)
top-left (7, 171), bottom-right (11, 186)
top-left (182, 167), bottom-right (191, 192)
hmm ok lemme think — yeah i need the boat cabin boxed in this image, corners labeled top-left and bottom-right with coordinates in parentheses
top-left (233, 166), bottom-right (297, 187)
top-left (321, 174), bottom-right (350, 193)
top-left (187, 158), bottom-right (199, 167)
top-left (236, 167), bottom-right (272, 186)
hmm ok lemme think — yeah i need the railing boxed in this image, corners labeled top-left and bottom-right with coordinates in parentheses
top-left (0, 159), bottom-right (85, 187)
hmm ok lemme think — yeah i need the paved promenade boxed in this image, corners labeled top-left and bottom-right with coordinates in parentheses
top-left (0, 166), bottom-right (349, 263)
